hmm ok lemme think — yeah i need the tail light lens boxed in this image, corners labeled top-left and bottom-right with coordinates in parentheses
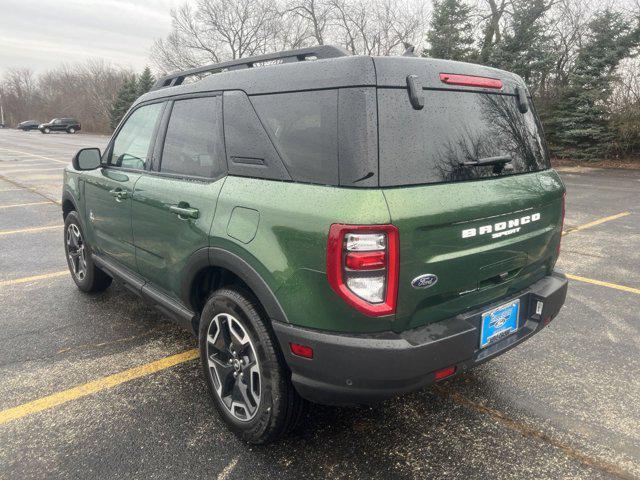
top-left (327, 224), bottom-right (399, 316)
top-left (557, 192), bottom-right (566, 257)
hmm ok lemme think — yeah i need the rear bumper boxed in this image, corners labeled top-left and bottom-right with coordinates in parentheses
top-left (272, 271), bottom-right (568, 405)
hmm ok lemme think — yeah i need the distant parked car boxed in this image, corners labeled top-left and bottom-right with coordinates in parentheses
top-left (18, 120), bottom-right (40, 131)
top-left (39, 118), bottom-right (81, 134)
top-left (0, 123), bottom-right (6, 129)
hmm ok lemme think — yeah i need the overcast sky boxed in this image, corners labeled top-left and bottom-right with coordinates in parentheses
top-left (0, 0), bottom-right (188, 74)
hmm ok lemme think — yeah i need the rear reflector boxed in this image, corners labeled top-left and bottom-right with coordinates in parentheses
top-left (434, 365), bottom-right (456, 381)
top-left (290, 343), bottom-right (313, 359)
top-left (439, 73), bottom-right (503, 89)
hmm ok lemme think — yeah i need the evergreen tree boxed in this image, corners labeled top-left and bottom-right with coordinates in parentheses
top-left (109, 75), bottom-right (138, 130)
top-left (489, 0), bottom-right (555, 94)
top-left (548, 10), bottom-right (640, 159)
top-left (136, 66), bottom-right (155, 96)
top-left (423, 0), bottom-right (475, 61)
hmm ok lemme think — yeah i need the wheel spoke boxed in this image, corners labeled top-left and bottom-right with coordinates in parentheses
top-left (208, 354), bottom-right (234, 396)
top-left (238, 381), bottom-right (257, 415)
top-left (205, 312), bottom-right (261, 422)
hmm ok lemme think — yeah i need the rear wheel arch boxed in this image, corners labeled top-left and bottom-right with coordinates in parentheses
top-left (183, 247), bottom-right (288, 333)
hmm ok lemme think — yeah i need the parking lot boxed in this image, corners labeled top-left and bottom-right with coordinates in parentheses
top-left (0, 128), bottom-right (638, 479)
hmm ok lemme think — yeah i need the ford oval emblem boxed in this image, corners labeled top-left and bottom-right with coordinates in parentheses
top-left (411, 274), bottom-right (438, 289)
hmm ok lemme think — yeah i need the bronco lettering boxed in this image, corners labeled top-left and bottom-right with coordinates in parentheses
top-left (462, 213), bottom-right (541, 239)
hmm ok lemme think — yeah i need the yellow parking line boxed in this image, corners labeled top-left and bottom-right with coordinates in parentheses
top-left (0, 188), bottom-right (25, 192)
top-left (566, 273), bottom-right (640, 295)
top-left (0, 349), bottom-right (199, 425)
top-left (562, 211), bottom-right (631, 236)
top-left (0, 270), bottom-right (68, 287)
top-left (0, 201), bottom-right (55, 209)
top-left (0, 147), bottom-right (68, 165)
top-left (0, 224), bottom-right (62, 236)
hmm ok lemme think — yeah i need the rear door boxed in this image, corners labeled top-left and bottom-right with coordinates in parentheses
top-left (374, 60), bottom-right (564, 331)
top-left (131, 94), bottom-right (226, 301)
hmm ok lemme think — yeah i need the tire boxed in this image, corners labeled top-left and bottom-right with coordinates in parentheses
top-left (43, 127), bottom-right (50, 134)
top-left (199, 287), bottom-right (305, 444)
top-left (64, 211), bottom-right (112, 293)
top-left (67, 127), bottom-right (76, 134)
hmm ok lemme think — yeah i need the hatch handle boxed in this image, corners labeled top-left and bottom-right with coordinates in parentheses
top-left (406, 75), bottom-right (424, 110)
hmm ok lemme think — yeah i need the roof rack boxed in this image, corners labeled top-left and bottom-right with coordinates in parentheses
top-left (152, 45), bottom-right (350, 91)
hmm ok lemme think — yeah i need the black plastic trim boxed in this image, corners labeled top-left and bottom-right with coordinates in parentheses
top-left (93, 253), bottom-right (196, 331)
top-left (273, 271), bottom-right (568, 405)
top-left (179, 247), bottom-right (288, 325)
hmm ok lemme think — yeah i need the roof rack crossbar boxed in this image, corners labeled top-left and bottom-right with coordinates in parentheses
top-left (152, 45), bottom-right (350, 91)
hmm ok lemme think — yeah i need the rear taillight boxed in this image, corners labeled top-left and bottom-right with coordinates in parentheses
top-left (439, 73), bottom-right (503, 89)
top-left (557, 192), bottom-right (566, 257)
top-left (327, 224), bottom-right (399, 316)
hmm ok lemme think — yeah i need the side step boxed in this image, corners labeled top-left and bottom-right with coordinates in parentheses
top-left (93, 254), bottom-right (196, 333)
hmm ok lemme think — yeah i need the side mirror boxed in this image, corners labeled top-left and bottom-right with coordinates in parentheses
top-left (72, 148), bottom-right (101, 170)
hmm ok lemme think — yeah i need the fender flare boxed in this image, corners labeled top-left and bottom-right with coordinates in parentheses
top-left (61, 189), bottom-right (79, 216)
top-left (180, 247), bottom-right (289, 324)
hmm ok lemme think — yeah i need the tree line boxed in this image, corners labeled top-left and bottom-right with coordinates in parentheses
top-left (1, 0), bottom-right (639, 160)
top-left (0, 63), bottom-right (155, 134)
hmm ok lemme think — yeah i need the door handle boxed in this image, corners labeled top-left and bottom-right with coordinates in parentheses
top-left (109, 188), bottom-right (128, 201)
top-left (169, 204), bottom-right (199, 219)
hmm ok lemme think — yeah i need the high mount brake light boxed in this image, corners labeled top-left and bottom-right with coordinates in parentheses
top-left (439, 73), bottom-right (503, 89)
top-left (327, 224), bottom-right (399, 317)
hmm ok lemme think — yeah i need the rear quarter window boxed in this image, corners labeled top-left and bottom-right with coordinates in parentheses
top-left (251, 90), bottom-right (338, 185)
top-left (378, 89), bottom-right (550, 186)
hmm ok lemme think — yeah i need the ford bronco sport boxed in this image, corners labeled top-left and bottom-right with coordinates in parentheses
top-left (62, 46), bottom-right (568, 444)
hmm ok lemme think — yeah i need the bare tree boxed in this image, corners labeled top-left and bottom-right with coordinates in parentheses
top-left (152, 0), bottom-right (426, 71)
top-left (284, 0), bottom-right (333, 45)
top-left (479, 0), bottom-right (508, 62)
top-left (0, 61), bottom-right (130, 132)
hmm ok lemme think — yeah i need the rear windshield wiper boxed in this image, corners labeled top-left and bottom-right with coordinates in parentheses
top-left (459, 155), bottom-right (512, 167)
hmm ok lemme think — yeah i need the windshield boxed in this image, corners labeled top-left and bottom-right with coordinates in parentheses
top-left (378, 89), bottom-right (550, 186)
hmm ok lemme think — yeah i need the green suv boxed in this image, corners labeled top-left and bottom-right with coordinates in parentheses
top-left (62, 46), bottom-right (568, 444)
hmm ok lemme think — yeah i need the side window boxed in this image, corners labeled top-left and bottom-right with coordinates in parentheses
top-left (109, 102), bottom-right (163, 170)
top-left (160, 96), bottom-right (224, 178)
top-left (251, 90), bottom-right (338, 185)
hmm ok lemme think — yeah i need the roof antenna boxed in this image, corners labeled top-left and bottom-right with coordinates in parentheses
top-left (403, 43), bottom-right (418, 57)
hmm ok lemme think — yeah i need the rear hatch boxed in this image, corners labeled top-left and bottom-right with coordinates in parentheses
top-left (373, 57), bottom-right (565, 332)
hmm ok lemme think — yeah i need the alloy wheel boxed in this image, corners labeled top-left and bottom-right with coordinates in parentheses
top-left (206, 313), bottom-right (261, 421)
top-left (66, 224), bottom-right (87, 281)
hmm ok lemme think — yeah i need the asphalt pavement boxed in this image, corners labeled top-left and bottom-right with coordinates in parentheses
top-left (0, 128), bottom-right (638, 480)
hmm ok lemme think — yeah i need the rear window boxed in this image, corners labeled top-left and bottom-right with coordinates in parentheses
top-left (378, 89), bottom-right (550, 186)
top-left (251, 90), bottom-right (338, 185)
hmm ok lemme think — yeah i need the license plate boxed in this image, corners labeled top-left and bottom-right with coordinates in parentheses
top-left (480, 299), bottom-right (520, 348)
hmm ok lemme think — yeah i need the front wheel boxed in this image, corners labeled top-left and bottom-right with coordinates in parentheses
top-left (199, 287), bottom-right (305, 444)
top-left (42, 127), bottom-right (50, 134)
top-left (64, 211), bottom-right (112, 293)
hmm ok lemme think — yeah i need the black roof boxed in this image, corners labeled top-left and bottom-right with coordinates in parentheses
top-left (136, 46), bottom-right (526, 108)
